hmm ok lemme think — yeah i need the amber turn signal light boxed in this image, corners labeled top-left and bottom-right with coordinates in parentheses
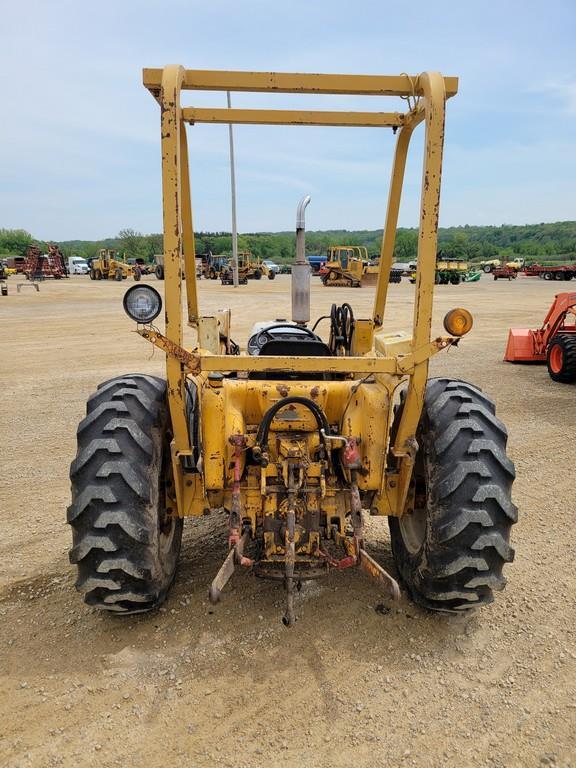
top-left (443, 308), bottom-right (473, 337)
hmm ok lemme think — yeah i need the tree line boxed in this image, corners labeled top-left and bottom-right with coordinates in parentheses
top-left (2, 221), bottom-right (576, 264)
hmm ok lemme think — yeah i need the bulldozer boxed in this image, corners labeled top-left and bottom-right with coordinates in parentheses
top-left (320, 245), bottom-right (381, 287)
top-left (68, 66), bottom-right (517, 625)
top-left (90, 249), bottom-right (142, 281)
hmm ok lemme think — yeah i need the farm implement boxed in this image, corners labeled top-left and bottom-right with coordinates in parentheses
top-left (24, 245), bottom-right (68, 280)
top-left (523, 264), bottom-right (576, 281)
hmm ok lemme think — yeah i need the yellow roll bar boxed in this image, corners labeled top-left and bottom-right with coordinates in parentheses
top-left (143, 66), bottom-right (458, 461)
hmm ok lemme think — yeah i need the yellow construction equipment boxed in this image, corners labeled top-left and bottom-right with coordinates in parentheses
top-left (199, 253), bottom-right (230, 280)
top-left (89, 249), bottom-right (142, 281)
top-left (320, 245), bottom-right (380, 287)
top-left (0, 261), bottom-right (8, 295)
top-left (68, 67), bottom-right (516, 626)
top-left (1, 261), bottom-right (17, 276)
top-left (220, 251), bottom-right (276, 284)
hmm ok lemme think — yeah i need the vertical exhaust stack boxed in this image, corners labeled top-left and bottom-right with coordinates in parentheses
top-left (292, 195), bottom-right (311, 326)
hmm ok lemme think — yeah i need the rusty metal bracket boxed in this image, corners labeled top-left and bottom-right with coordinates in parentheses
top-left (326, 523), bottom-right (400, 602)
top-left (358, 548), bottom-right (400, 601)
top-left (208, 529), bottom-right (252, 604)
top-left (137, 327), bottom-right (201, 373)
top-left (396, 337), bottom-right (455, 373)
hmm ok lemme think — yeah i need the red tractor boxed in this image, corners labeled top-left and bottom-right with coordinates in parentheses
top-left (504, 292), bottom-right (576, 382)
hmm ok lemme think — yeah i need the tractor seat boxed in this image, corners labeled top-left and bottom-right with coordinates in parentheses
top-left (257, 338), bottom-right (332, 357)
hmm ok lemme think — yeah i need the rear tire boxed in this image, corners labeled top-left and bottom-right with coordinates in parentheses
top-left (68, 374), bottom-right (183, 613)
top-left (253, 270), bottom-right (262, 280)
top-left (94, 268), bottom-right (103, 280)
top-left (389, 378), bottom-right (517, 612)
top-left (133, 267), bottom-right (142, 282)
top-left (483, 264), bottom-right (492, 273)
top-left (155, 265), bottom-right (164, 280)
top-left (115, 268), bottom-right (123, 282)
top-left (547, 335), bottom-right (576, 383)
top-left (268, 271), bottom-right (275, 280)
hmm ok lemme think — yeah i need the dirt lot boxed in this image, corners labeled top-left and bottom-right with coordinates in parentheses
top-left (0, 273), bottom-right (574, 768)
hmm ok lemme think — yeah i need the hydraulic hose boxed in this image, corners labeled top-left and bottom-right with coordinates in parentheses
top-left (329, 302), bottom-right (355, 354)
top-left (254, 396), bottom-right (330, 455)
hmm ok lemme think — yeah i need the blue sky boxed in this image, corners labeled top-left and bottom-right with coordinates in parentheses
top-left (1, 0), bottom-right (575, 239)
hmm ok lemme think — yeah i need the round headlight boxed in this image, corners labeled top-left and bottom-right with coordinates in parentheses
top-left (443, 307), bottom-right (473, 337)
top-left (123, 285), bottom-right (162, 323)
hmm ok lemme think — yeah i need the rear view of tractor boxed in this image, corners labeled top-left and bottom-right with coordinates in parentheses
top-left (68, 66), bottom-right (517, 625)
top-left (505, 292), bottom-right (576, 382)
top-left (90, 249), bottom-right (142, 282)
top-left (200, 253), bottom-right (230, 281)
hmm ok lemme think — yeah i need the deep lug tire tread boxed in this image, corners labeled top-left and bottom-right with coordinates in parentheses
top-left (389, 378), bottom-right (517, 613)
top-left (68, 374), bottom-right (183, 614)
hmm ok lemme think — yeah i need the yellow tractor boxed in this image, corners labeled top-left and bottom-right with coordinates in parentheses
top-left (89, 249), bottom-right (142, 281)
top-left (220, 250), bottom-right (276, 284)
top-left (200, 253), bottom-right (230, 280)
top-left (68, 66), bottom-right (516, 626)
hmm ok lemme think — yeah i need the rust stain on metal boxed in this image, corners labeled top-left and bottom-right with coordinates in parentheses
top-left (358, 548), bottom-right (400, 600)
top-left (138, 328), bottom-right (200, 373)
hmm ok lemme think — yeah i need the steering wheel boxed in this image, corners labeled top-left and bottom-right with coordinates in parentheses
top-left (255, 324), bottom-right (319, 347)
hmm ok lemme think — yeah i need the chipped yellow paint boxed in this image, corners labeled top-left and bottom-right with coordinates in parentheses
top-left (143, 66), bottom-right (457, 517)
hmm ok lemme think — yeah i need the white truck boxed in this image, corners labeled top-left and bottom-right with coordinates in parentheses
top-left (68, 256), bottom-right (89, 275)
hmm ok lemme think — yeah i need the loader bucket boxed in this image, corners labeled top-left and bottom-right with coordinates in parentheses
top-left (504, 328), bottom-right (540, 362)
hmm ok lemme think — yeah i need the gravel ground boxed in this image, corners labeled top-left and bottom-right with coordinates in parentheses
top-left (0, 273), bottom-right (574, 768)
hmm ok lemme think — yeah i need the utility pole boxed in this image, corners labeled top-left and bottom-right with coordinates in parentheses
top-left (227, 91), bottom-right (239, 287)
